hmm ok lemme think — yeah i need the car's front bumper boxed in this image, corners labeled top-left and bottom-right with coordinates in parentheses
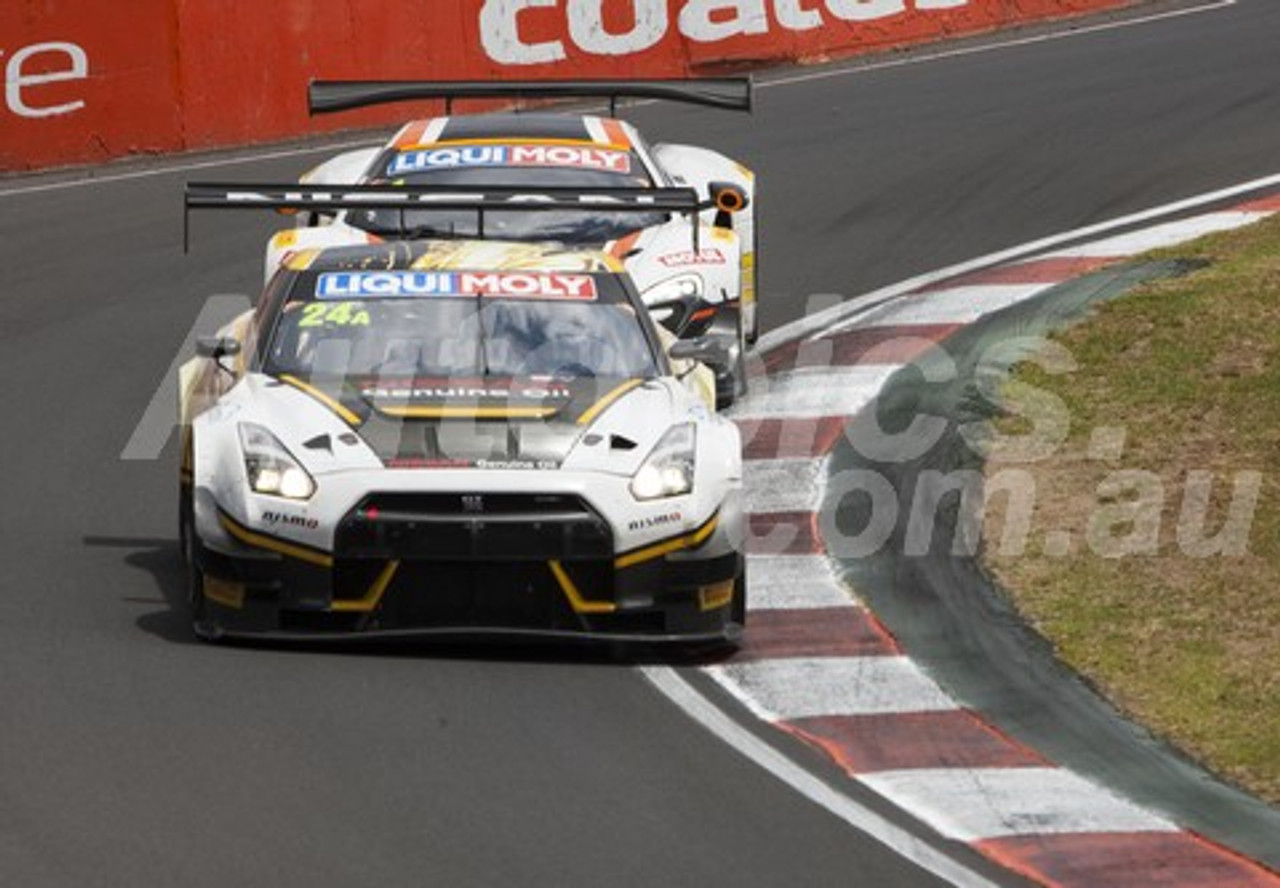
top-left (192, 491), bottom-right (744, 644)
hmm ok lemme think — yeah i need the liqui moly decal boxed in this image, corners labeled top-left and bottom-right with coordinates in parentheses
top-left (317, 271), bottom-right (598, 300)
top-left (389, 144), bottom-right (632, 176)
top-left (479, 0), bottom-right (971, 65)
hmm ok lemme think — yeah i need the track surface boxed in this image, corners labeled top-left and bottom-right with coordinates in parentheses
top-left (2, 2), bottom-right (1279, 884)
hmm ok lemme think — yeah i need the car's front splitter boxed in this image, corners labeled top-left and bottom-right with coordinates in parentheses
top-left (192, 508), bottom-right (744, 643)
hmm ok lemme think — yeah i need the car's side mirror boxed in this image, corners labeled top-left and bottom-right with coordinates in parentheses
top-left (648, 305), bottom-right (678, 331)
top-left (669, 336), bottom-right (730, 370)
top-left (196, 336), bottom-right (242, 375)
top-left (196, 336), bottom-right (242, 359)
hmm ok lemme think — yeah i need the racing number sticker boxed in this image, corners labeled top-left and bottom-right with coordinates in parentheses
top-left (297, 301), bottom-right (372, 328)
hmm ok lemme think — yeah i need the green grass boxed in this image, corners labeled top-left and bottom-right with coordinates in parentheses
top-left (983, 214), bottom-right (1280, 804)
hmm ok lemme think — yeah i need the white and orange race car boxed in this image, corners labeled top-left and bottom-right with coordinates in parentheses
top-left (262, 79), bottom-right (758, 406)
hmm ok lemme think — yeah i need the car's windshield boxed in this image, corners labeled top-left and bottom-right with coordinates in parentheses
top-left (263, 269), bottom-right (659, 383)
top-left (346, 146), bottom-right (667, 243)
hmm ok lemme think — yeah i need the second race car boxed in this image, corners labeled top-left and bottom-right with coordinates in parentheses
top-left (267, 79), bottom-right (758, 405)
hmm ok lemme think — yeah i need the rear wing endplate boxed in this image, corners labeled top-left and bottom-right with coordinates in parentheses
top-left (308, 78), bottom-right (753, 117)
top-left (183, 182), bottom-right (707, 253)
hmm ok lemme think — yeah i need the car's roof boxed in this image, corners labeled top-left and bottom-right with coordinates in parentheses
top-left (388, 112), bottom-right (634, 151)
top-left (286, 238), bottom-right (625, 275)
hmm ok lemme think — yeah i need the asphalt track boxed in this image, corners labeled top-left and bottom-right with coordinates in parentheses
top-left (2, 1), bottom-right (1279, 884)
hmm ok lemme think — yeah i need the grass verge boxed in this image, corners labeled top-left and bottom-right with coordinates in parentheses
top-left (982, 214), bottom-right (1280, 804)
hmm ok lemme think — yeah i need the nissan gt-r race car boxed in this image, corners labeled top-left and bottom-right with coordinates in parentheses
top-left (177, 234), bottom-right (746, 646)
top-left (268, 79), bottom-right (758, 405)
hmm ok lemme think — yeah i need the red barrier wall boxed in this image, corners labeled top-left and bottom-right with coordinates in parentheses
top-left (0, 0), bottom-right (183, 168)
top-left (1, 0), bottom-right (1134, 172)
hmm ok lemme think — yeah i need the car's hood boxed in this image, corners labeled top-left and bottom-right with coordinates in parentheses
top-left (234, 374), bottom-right (684, 477)
top-left (354, 375), bottom-right (609, 470)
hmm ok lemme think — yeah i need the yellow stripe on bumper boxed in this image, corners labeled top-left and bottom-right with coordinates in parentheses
top-left (218, 513), bottom-right (334, 568)
top-left (614, 512), bottom-right (719, 570)
top-left (549, 560), bottom-right (617, 614)
top-left (330, 560), bottom-right (400, 613)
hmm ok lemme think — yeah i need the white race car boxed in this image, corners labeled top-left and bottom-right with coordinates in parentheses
top-left (178, 235), bottom-right (746, 645)
top-left (267, 79), bottom-right (758, 405)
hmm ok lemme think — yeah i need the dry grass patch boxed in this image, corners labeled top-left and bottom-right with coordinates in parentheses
top-left (983, 214), bottom-right (1280, 803)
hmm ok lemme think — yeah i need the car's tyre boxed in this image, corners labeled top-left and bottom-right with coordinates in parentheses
top-left (179, 492), bottom-right (219, 642)
top-left (731, 565), bottom-right (747, 628)
top-left (178, 484), bottom-right (192, 567)
top-left (709, 568), bottom-right (748, 657)
top-left (714, 307), bottom-right (749, 411)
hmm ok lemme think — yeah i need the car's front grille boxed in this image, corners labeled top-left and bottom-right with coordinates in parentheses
top-left (330, 558), bottom-right (615, 630)
top-left (333, 492), bottom-right (613, 561)
top-left (385, 561), bottom-right (577, 628)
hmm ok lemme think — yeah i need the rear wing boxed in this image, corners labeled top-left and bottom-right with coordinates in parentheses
top-left (308, 78), bottom-right (754, 117)
top-left (183, 182), bottom-right (708, 252)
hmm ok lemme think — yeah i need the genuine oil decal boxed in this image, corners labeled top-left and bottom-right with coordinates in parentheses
top-left (361, 381), bottom-right (573, 401)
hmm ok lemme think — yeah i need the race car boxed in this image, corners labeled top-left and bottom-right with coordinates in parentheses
top-left (268, 79), bottom-right (758, 405)
top-left (177, 233), bottom-right (746, 645)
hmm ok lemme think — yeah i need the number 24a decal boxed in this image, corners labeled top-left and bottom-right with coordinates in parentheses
top-left (298, 302), bottom-right (371, 328)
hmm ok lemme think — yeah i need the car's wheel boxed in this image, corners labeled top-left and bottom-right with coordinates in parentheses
top-left (711, 567), bottom-right (748, 656)
top-left (714, 307), bottom-right (749, 411)
top-left (188, 560), bottom-right (220, 643)
top-left (178, 484), bottom-right (192, 567)
top-left (179, 492), bottom-right (219, 642)
top-left (731, 565), bottom-right (747, 628)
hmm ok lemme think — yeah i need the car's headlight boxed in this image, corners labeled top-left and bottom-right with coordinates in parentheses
top-left (239, 422), bottom-right (316, 500)
top-left (630, 423), bottom-right (696, 501)
top-left (643, 273), bottom-right (704, 307)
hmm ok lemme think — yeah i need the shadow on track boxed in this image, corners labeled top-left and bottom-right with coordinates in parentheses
top-left (84, 535), bottom-right (195, 644)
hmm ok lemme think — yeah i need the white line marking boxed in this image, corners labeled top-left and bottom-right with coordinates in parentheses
top-left (1054, 210), bottom-right (1269, 257)
top-left (0, 1), bottom-right (1234, 200)
top-left (733, 366), bottom-right (898, 420)
top-left (746, 554), bottom-right (857, 611)
top-left (0, 138), bottom-right (384, 198)
top-left (650, 166), bottom-right (1280, 883)
top-left (858, 283), bottom-right (1052, 327)
top-left (640, 667), bottom-right (1001, 888)
top-left (708, 657), bottom-right (958, 720)
top-left (756, 0), bottom-right (1237, 91)
top-left (743, 457), bottom-right (828, 514)
top-left (858, 767), bottom-right (1179, 841)
top-left (753, 169), bottom-right (1280, 350)
top-left (628, 2), bottom-right (1235, 111)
